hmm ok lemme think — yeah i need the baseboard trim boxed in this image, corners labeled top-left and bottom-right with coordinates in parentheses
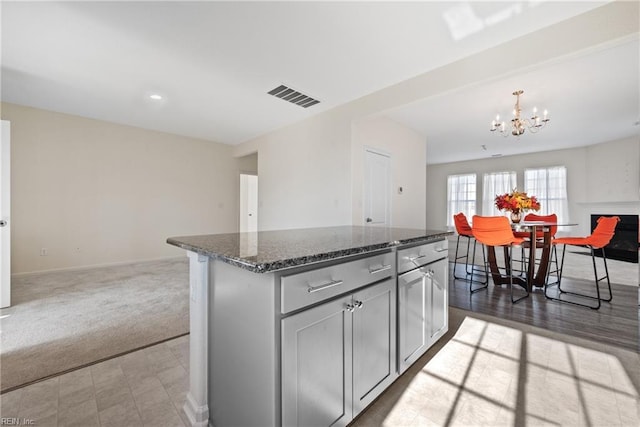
top-left (11, 255), bottom-right (186, 278)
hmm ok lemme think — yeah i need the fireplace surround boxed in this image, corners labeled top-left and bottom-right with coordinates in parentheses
top-left (590, 214), bottom-right (639, 263)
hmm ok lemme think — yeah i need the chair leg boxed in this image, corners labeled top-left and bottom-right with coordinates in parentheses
top-left (544, 244), bottom-right (562, 288)
top-left (508, 245), bottom-right (529, 303)
top-left (544, 244), bottom-right (612, 309)
top-left (453, 235), bottom-right (469, 280)
top-left (453, 235), bottom-right (488, 288)
top-left (468, 244), bottom-right (489, 293)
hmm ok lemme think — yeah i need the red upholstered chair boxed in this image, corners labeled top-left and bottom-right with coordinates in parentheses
top-left (472, 215), bottom-right (528, 303)
top-left (452, 213), bottom-right (487, 292)
top-left (545, 216), bottom-right (620, 309)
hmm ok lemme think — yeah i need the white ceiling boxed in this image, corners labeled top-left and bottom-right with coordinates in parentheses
top-left (2, 1), bottom-right (637, 164)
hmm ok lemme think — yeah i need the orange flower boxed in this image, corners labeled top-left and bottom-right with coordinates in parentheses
top-left (495, 189), bottom-right (540, 213)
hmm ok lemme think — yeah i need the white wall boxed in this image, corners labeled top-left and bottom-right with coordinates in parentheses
top-left (2, 103), bottom-right (239, 274)
top-left (232, 2), bottom-right (636, 232)
top-left (233, 110), bottom-right (353, 230)
top-left (426, 137), bottom-right (640, 236)
top-left (352, 117), bottom-right (426, 228)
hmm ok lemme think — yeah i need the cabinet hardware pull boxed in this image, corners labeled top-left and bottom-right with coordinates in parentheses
top-left (346, 303), bottom-right (356, 312)
top-left (369, 264), bottom-right (391, 274)
top-left (354, 300), bottom-right (364, 309)
top-left (409, 255), bottom-right (427, 262)
top-left (434, 247), bottom-right (448, 252)
top-left (307, 279), bottom-right (344, 293)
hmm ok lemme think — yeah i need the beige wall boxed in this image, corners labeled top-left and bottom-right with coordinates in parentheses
top-left (2, 103), bottom-right (239, 274)
top-left (426, 137), bottom-right (640, 237)
top-left (233, 109), bottom-right (353, 230)
top-left (352, 117), bottom-right (426, 228)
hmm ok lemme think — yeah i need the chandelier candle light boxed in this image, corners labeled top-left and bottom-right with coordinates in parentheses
top-left (495, 189), bottom-right (540, 223)
top-left (490, 90), bottom-right (549, 137)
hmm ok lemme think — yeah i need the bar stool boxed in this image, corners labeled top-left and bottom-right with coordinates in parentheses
top-left (452, 212), bottom-right (488, 293)
top-left (472, 215), bottom-right (529, 303)
top-left (545, 216), bottom-right (619, 309)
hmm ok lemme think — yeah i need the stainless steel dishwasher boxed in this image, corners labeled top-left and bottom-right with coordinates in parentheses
top-left (397, 239), bottom-right (449, 373)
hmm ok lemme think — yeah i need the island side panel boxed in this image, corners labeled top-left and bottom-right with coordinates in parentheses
top-left (184, 252), bottom-right (210, 427)
top-left (208, 259), bottom-right (280, 427)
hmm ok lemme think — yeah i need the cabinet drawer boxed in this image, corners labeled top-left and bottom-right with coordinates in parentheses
top-left (397, 239), bottom-right (448, 274)
top-left (281, 252), bottom-right (394, 314)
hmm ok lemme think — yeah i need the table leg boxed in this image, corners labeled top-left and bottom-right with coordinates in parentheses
top-left (526, 226), bottom-right (537, 291)
top-left (533, 228), bottom-right (552, 287)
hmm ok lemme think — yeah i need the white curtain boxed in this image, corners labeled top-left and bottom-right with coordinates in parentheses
top-left (524, 166), bottom-right (569, 223)
top-left (447, 174), bottom-right (476, 227)
top-left (482, 171), bottom-right (517, 216)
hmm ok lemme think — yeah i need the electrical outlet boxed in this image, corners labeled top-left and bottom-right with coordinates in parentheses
top-left (40, 248), bottom-right (48, 256)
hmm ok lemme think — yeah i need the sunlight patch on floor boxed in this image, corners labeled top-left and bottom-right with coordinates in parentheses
top-left (380, 316), bottom-right (639, 426)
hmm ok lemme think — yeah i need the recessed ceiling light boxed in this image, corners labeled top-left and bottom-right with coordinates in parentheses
top-left (149, 94), bottom-right (163, 101)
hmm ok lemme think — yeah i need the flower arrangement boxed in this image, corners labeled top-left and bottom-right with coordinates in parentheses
top-left (495, 189), bottom-right (540, 214)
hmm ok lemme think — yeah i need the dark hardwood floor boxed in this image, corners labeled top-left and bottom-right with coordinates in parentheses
top-left (449, 262), bottom-right (639, 353)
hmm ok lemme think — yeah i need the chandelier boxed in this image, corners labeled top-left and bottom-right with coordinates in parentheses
top-left (490, 90), bottom-right (549, 137)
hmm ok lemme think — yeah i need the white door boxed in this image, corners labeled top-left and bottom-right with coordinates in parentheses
top-left (1, 121), bottom-right (10, 308)
top-left (364, 149), bottom-right (391, 226)
top-left (239, 174), bottom-right (258, 233)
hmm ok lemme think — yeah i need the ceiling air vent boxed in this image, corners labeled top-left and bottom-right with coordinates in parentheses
top-left (267, 85), bottom-right (320, 108)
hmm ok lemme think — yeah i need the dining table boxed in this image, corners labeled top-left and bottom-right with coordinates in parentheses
top-left (485, 221), bottom-right (577, 292)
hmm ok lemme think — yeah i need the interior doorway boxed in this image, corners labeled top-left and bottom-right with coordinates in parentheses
top-left (240, 173), bottom-right (258, 233)
top-left (363, 148), bottom-right (391, 227)
top-left (1, 120), bottom-right (11, 308)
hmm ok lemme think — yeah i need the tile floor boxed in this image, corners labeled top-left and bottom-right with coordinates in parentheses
top-left (0, 335), bottom-right (190, 427)
top-left (2, 315), bottom-right (639, 427)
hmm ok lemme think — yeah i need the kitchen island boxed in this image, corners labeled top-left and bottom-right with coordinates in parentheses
top-left (167, 226), bottom-right (451, 427)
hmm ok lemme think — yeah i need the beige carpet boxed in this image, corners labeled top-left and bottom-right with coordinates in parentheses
top-left (0, 258), bottom-right (189, 393)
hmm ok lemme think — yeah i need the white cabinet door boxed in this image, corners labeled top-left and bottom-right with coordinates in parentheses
top-left (427, 258), bottom-right (448, 346)
top-left (282, 295), bottom-right (353, 427)
top-left (398, 268), bottom-right (428, 373)
top-left (398, 258), bottom-right (449, 373)
top-left (352, 279), bottom-right (397, 414)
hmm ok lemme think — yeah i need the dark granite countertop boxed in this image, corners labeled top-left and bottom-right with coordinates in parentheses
top-left (167, 226), bottom-right (451, 273)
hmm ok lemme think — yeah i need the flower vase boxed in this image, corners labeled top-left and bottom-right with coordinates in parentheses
top-left (510, 211), bottom-right (522, 224)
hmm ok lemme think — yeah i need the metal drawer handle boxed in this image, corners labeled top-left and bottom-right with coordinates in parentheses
top-left (369, 264), bottom-right (391, 274)
top-left (409, 255), bottom-right (427, 262)
top-left (434, 247), bottom-right (448, 252)
top-left (346, 300), bottom-right (363, 313)
top-left (307, 279), bottom-right (344, 293)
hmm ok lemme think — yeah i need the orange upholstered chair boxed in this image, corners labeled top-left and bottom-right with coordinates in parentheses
top-left (472, 215), bottom-right (528, 303)
top-left (452, 213), bottom-right (487, 292)
top-left (513, 213), bottom-right (558, 239)
top-left (545, 216), bottom-right (619, 309)
top-left (513, 213), bottom-right (558, 271)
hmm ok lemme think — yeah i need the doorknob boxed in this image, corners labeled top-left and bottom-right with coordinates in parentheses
top-left (365, 218), bottom-right (372, 223)
top-left (0, 220), bottom-right (6, 227)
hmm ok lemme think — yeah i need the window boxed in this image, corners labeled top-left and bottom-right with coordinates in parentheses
top-left (482, 171), bottom-right (517, 216)
top-left (524, 166), bottom-right (568, 223)
top-left (447, 174), bottom-right (476, 227)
